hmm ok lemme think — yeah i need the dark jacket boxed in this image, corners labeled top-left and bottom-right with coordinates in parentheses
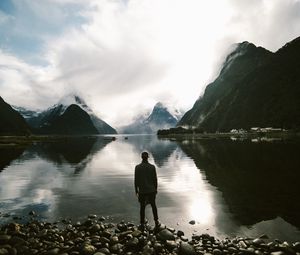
top-left (134, 160), bottom-right (157, 194)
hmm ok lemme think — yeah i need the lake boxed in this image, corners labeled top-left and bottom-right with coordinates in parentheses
top-left (0, 135), bottom-right (300, 242)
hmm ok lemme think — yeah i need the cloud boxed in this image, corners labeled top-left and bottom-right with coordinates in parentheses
top-left (1, 0), bottom-right (300, 126)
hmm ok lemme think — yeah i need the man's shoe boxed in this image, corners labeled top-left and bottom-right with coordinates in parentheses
top-left (155, 220), bottom-right (161, 228)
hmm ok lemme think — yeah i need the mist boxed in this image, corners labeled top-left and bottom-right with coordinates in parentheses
top-left (1, 0), bottom-right (300, 127)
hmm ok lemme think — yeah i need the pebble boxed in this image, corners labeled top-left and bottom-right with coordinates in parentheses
top-left (0, 215), bottom-right (298, 255)
top-left (179, 242), bottom-right (196, 255)
top-left (157, 229), bottom-right (175, 241)
top-left (189, 220), bottom-right (196, 225)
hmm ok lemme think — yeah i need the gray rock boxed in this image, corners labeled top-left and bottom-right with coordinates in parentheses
top-left (270, 252), bottom-right (285, 255)
top-left (213, 249), bottom-right (222, 255)
top-left (181, 236), bottom-right (188, 242)
top-left (110, 243), bottom-right (123, 253)
top-left (97, 247), bottom-right (110, 254)
top-left (94, 253), bottom-right (106, 255)
top-left (165, 240), bottom-right (177, 250)
top-left (294, 241), bottom-right (300, 251)
top-left (0, 248), bottom-right (8, 255)
top-left (88, 214), bottom-right (97, 219)
top-left (90, 224), bottom-right (101, 233)
top-left (189, 220), bottom-right (196, 225)
top-left (131, 230), bottom-right (142, 237)
top-left (9, 236), bottom-right (26, 246)
top-left (177, 230), bottom-right (185, 237)
top-left (110, 235), bottom-right (119, 244)
top-left (153, 242), bottom-right (163, 252)
top-left (81, 244), bottom-right (96, 255)
top-left (45, 248), bottom-right (60, 255)
top-left (179, 242), bottom-right (196, 255)
top-left (0, 235), bottom-right (11, 245)
top-left (142, 245), bottom-right (154, 255)
top-left (253, 238), bottom-right (265, 245)
top-left (157, 229), bottom-right (175, 241)
top-left (126, 237), bottom-right (139, 248)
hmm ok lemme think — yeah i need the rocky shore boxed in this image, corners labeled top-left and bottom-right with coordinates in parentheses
top-left (0, 214), bottom-right (300, 255)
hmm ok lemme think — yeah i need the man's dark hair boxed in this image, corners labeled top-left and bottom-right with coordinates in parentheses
top-left (141, 151), bottom-right (149, 160)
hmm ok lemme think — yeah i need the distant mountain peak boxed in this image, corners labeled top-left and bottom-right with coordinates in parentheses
top-left (153, 102), bottom-right (166, 109)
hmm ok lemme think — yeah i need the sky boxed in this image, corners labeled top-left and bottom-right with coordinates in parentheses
top-left (1, 0), bottom-right (300, 127)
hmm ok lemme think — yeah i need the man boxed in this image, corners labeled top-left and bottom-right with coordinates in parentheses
top-left (134, 151), bottom-right (159, 229)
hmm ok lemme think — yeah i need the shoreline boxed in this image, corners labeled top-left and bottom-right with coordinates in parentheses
top-left (0, 214), bottom-right (299, 255)
top-left (157, 131), bottom-right (300, 141)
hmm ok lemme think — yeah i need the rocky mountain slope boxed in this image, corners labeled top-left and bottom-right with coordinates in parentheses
top-left (15, 95), bottom-right (117, 135)
top-left (0, 96), bottom-right (31, 135)
top-left (178, 36), bottom-right (300, 132)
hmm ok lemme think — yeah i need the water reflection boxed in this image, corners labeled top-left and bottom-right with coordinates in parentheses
top-left (0, 136), bottom-right (300, 241)
top-left (176, 138), bottom-right (300, 240)
top-left (0, 145), bottom-right (27, 172)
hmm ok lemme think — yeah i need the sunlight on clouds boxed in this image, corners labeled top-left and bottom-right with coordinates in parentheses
top-left (1, 0), bottom-right (300, 126)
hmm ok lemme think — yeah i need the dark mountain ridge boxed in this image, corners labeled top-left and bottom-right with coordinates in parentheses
top-left (178, 37), bottom-right (300, 132)
top-left (15, 95), bottom-right (117, 135)
top-left (37, 104), bottom-right (98, 135)
top-left (0, 96), bottom-right (31, 135)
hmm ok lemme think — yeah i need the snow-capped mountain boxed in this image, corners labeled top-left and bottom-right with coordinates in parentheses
top-left (119, 102), bottom-right (182, 134)
top-left (15, 95), bottom-right (117, 135)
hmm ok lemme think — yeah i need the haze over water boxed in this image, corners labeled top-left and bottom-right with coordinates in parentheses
top-left (0, 135), bottom-right (300, 242)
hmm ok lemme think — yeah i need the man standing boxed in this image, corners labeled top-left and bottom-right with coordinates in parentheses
top-left (134, 151), bottom-right (159, 229)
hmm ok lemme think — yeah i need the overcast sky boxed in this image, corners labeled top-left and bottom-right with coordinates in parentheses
top-left (1, 0), bottom-right (300, 126)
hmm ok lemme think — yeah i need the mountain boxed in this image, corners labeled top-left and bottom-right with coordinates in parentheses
top-left (37, 104), bottom-right (98, 135)
top-left (0, 96), bottom-right (31, 135)
top-left (15, 95), bottom-right (117, 135)
top-left (178, 37), bottom-right (300, 132)
top-left (120, 102), bottom-right (181, 134)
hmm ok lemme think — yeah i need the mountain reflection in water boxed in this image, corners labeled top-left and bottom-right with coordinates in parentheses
top-left (0, 135), bottom-right (299, 241)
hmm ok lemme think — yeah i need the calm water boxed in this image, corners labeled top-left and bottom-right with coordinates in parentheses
top-left (1, 135), bottom-right (300, 241)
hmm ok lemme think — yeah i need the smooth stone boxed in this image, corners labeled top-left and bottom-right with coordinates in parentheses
top-left (253, 238), bottom-right (265, 245)
top-left (110, 243), bottom-right (123, 253)
top-left (45, 248), bottom-right (60, 255)
top-left (166, 240), bottom-right (177, 250)
top-left (270, 252), bottom-right (285, 255)
top-left (259, 234), bottom-right (269, 239)
top-left (94, 253), bottom-right (106, 255)
top-left (81, 244), bottom-right (96, 255)
top-left (153, 242), bottom-right (163, 252)
top-left (157, 229), bottom-right (175, 241)
top-left (239, 240), bottom-right (248, 248)
top-left (102, 231), bottom-right (112, 239)
top-left (97, 248), bottom-right (110, 254)
top-left (88, 214), bottom-right (97, 219)
top-left (179, 242), bottom-right (196, 255)
top-left (212, 249), bottom-right (222, 255)
top-left (0, 249), bottom-right (8, 255)
top-left (9, 236), bottom-right (26, 246)
top-left (0, 236), bottom-right (11, 244)
top-left (228, 247), bottom-right (238, 253)
top-left (99, 237), bottom-right (110, 244)
top-left (181, 236), bottom-right (189, 242)
top-left (167, 227), bottom-right (176, 233)
top-left (131, 230), bottom-right (142, 238)
top-left (110, 236), bottom-right (119, 244)
top-left (189, 220), bottom-right (196, 225)
top-left (294, 242), bottom-right (300, 251)
top-left (90, 224), bottom-right (101, 233)
top-left (126, 237), bottom-right (139, 247)
top-left (177, 230), bottom-right (185, 237)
